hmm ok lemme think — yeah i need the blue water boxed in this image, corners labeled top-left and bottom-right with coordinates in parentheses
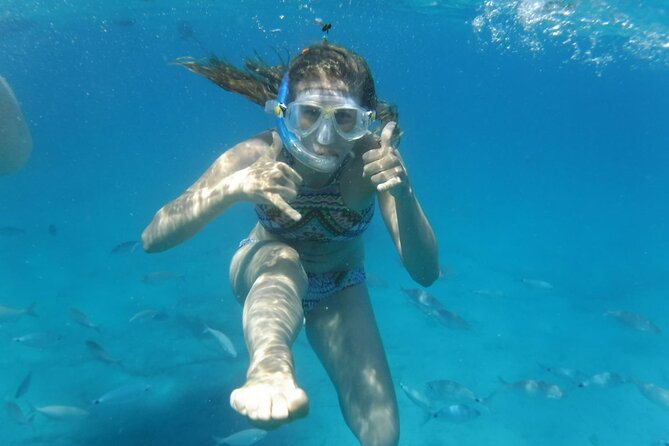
top-left (1, 1), bottom-right (668, 445)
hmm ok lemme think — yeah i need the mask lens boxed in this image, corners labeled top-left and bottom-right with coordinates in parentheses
top-left (296, 104), bottom-right (321, 130)
top-left (286, 103), bottom-right (323, 136)
top-left (284, 96), bottom-right (372, 140)
top-left (333, 108), bottom-right (357, 133)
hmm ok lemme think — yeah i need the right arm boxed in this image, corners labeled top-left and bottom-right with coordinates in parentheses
top-left (142, 131), bottom-right (301, 253)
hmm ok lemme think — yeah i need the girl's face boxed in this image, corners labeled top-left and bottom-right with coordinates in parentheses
top-left (291, 78), bottom-right (360, 164)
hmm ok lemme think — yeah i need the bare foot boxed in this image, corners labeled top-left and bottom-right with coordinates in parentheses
top-left (230, 371), bottom-right (309, 429)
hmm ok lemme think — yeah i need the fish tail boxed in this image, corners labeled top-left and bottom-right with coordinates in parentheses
top-left (480, 389), bottom-right (498, 406)
top-left (25, 302), bottom-right (37, 317)
top-left (25, 401), bottom-right (36, 414)
top-left (419, 408), bottom-right (435, 425)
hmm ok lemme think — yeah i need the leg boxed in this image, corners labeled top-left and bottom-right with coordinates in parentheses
top-left (305, 284), bottom-right (399, 446)
top-left (228, 239), bottom-right (309, 429)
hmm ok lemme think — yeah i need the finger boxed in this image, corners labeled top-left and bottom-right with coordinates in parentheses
top-left (377, 177), bottom-right (402, 192)
top-left (370, 168), bottom-right (395, 186)
top-left (266, 193), bottom-right (302, 221)
top-left (361, 147), bottom-right (385, 165)
top-left (380, 121), bottom-right (397, 147)
top-left (267, 184), bottom-right (299, 202)
top-left (364, 154), bottom-right (401, 178)
top-left (270, 130), bottom-right (283, 151)
top-left (276, 162), bottom-right (303, 186)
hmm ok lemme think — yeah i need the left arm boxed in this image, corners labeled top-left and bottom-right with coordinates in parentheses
top-left (363, 122), bottom-right (440, 287)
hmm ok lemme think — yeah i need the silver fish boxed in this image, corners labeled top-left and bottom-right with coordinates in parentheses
top-left (432, 404), bottom-right (480, 422)
top-left (401, 288), bottom-right (469, 328)
top-left (521, 278), bottom-right (554, 290)
top-left (129, 308), bottom-right (168, 323)
top-left (604, 310), bottom-right (661, 333)
top-left (578, 372), bottom-right (628, 388)
top-left (32, 404), bottom-right (89, 421)
top-left (213, 428), bottom-right (267, 445)
top-left (111, 240), bottom-right (140, 254)
top-left (431, 308), bottom-right (471, 330)
top-left (399, 382), bottom-right (435, 412)
top-left (538, 363), bottom-right (589, 384)
top-left (5, 401), bottom-right (33, 425)
top-left (13, 332), bottom-right (63, 349)
top-left (635, 381), bottom-right (669, 410)
top-left (499, 377), bottom-right (564, 399)
top-left (203, 325), bottom-right (237, 358)
top-left (85, 340), bottom-right (122, 364)
top-left (93, 381), bottom-right (151, 405)
top-left (70, 307), bottom-right (101, 332)
top-left (0, 302), bottom-right (37, 322)
top-left (425, 379), bottom-right (485, 404)
top-left (14, 371), bottom-right (32, 399)
top-left (401, 287), bottom-right (443, 311)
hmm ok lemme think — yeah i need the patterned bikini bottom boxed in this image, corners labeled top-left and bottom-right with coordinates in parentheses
top-left (302, 267), bottom-right (366, 313)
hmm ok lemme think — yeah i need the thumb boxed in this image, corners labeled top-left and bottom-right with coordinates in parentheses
top-left (271, 130), bottom-right (283, 152)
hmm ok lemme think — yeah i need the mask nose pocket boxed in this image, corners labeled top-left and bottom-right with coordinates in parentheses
top-left (316, 117), bottom-right (335, 145)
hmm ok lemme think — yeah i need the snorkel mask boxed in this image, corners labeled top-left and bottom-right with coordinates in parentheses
top-left (265, 73), bottom-right (375, 173)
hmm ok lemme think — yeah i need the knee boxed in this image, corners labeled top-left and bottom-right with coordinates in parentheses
top-left (231, 241), bottom-right (307, 300)
top-left (360, 419), bottom-right (399, 446)
top-left (357, 405), bottom-right (399, 446)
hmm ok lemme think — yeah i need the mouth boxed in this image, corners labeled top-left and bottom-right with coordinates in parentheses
top-left (311, 144), bottom-right (340, 157)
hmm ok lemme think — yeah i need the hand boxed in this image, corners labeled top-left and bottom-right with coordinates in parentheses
top-left (362, 121), bottom-right (409, 197)
top-left (231, 155), bottom-right (303, 221)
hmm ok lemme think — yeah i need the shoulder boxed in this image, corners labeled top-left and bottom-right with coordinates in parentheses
top-left (226, 129), bottom-right (282, 164)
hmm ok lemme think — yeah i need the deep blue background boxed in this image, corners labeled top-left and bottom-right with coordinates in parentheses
top-left (1, 1), bottom-right (668, 445)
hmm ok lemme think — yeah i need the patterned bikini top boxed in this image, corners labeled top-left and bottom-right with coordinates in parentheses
top-left (255, 149), bottom-right (374, 242)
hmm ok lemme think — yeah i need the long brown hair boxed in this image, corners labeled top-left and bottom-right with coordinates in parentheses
top-left (175, 40), bottom-right (401, 144)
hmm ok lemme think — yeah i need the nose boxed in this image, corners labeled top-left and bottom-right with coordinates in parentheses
top-left (316, 117), bottom-right (335, 145)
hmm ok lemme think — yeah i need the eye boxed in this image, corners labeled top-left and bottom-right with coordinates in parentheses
top-left (303, 105), bottom-right (321, 119)
top-left (295, 104), bottom-right (322, 130)
top-left (334, 109), bottom-right (356, 130)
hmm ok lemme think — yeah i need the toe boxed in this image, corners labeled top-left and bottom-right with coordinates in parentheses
top-left (256, 397), bottom-right (272, 421)
top-left (230, 388), bottom-right (247, 415)
top-left (287, 388), bottom-right (309, 418)
top-left (271, 395), bottom-right (289, 420)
